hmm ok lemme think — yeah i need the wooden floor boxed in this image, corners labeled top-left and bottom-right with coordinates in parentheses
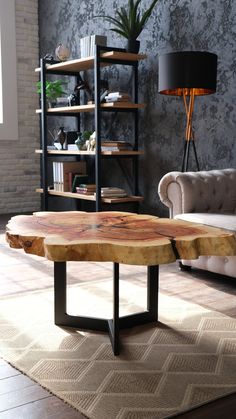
top-left (1, 214), bottom-right (236, 418)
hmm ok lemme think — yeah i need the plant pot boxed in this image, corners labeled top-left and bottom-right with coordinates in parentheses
top-left (46, 99), bottom-right (57, 108)
top-left (126, 39), bottom-right (140, 54)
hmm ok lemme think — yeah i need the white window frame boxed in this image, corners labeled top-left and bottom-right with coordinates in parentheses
top-left (0, 0), bottom-right (18, 140)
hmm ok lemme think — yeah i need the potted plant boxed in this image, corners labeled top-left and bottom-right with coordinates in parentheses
top-left (94, 0), bottom-right (159, 53)
top-left (37, 79), bottom-right (67, 107)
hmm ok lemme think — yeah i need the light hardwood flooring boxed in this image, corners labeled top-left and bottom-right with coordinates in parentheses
top-left (0, 214), bottom-right (236, 418)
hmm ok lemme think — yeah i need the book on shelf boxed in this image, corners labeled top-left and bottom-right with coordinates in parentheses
top-left (105, 97), bottom-right (131, 103)
top-left (80, 34), bottom-right (107, 58)
top-left (78, 183), bottom-right (96, 189)
top-left (106, 92), bottom-right (131, 97)
top-left (80, 35), bottom-right (90, 58)
top-left (90, 35), bottom-right (107, 56)
top-left (105, 92), bottom-right (131, 103)
top-left (94, 187), bottom-right (127, 198)
top-left (52, 161), bottom-right (86, 192)
top-left (76, 187), bottom-right (96, 195)
top-left (76, 183), bottom-right (96, 194)
top-left (71, 174), bottom-right (89, 193)
top-left (101, 193), bottom-right (127, 197)
top-left (101, 141), bottom-right (132, 151)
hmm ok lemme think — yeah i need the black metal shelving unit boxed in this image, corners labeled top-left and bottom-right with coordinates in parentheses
top-left (36, 45), bottom-right (146, 211)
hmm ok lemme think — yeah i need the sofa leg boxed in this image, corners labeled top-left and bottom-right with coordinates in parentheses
top-left (179, 261), bottom-right (192, 271)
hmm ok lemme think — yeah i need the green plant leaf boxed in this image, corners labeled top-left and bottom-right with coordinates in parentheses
top-left (139, 0), bottom-right (159, 29)
top-left (37, 79), bottom-right (67, 101)
top-left (94, 14), bottom-right (125, 29)
top-left (116, 9), bottom-right (130, 36)
top-left (110, 28), bottom-right (130, 38)
top-left (93, 0), bottom-right (159, 40)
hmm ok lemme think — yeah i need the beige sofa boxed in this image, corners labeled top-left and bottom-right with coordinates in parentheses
top-left (158, 168), bottom-right (236, 278)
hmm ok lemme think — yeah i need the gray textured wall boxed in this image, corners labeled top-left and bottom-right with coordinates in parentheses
top-left (39, 0), bottom-right (236, 216)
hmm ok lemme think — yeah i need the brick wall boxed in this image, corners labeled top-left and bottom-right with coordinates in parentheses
top-left (0, 0), bottom-right (40, 214)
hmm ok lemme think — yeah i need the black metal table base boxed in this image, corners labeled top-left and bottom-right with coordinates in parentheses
top-left (54, 262), bottom-right (159, 355)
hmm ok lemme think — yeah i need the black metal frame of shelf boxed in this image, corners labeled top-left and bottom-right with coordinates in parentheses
top-left (38, 46), bottom-right (142, 212)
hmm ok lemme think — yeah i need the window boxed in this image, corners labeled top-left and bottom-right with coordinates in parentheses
top-left (0, 0), bottom-right (18, 140)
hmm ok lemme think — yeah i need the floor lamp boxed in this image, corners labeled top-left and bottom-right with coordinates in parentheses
top-left (158, 51), bottom-right (217, 171)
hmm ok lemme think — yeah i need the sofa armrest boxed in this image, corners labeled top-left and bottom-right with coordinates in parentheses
top-left (158, 168), bottom-right (236, 218)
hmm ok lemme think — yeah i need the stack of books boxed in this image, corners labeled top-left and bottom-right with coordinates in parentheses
top-left (96, 187), bottom-right (127, 198)
top-left (101, 141), bottom-right (132, 152)
top-left (105, 92), bottom-right (131, 103)
top-left (76, 184), bottom-right (96, 195)
top-left (71, 175), bottom-right (89, 193)
top-left (80, 35), bottom-right (107, 58)
top-left (52, 161), bottom-right (87, 192)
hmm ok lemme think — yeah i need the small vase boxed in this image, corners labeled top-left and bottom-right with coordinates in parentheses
top-left (75, 133), bottom-right (86, 150)
top-left (126, 39), bottom-right (140, 54)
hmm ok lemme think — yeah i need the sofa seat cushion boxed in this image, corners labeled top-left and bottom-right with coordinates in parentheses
top-left (175, 213), bottom-right (236, 233)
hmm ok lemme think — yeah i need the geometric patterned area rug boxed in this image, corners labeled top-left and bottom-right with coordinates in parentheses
top-left (1, 240), bottom-right (236, 418)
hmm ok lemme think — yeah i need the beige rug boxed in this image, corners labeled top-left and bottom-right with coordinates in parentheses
top-left (1, 237), bottom-right (236, 418)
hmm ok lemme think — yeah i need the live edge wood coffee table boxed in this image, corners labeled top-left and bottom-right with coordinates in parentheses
top-left (6, 211), bottom-right (236, 355)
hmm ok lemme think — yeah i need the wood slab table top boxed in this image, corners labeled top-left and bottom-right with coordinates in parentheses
top-left (6, 211), bottom-right (236, 266)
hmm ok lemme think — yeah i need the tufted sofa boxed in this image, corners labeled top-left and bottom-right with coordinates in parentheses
top-left (158, 168), bottom-right (236, 278)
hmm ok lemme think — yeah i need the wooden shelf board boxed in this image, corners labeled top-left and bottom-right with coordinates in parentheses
top-left (36, 104), bottom-right (94, 114)
top-left (101, 51), bottom-right (146, 61)
top-left (36, 188), bottom-right (143, 203)
top-left (35, 149), bottom-right (95, 155)
top-left (101, 195), bottom-right (144, 203)
top-left (36, 102), bottom-right (145, 114)
top-left (101, 102), bottom-right (145, 109)
top-left (35, 51), bottom-right (146, 73)
top-left (100, 150), bottom-right (144, 155)
top-left (35, 149), bottom-right (144, 156)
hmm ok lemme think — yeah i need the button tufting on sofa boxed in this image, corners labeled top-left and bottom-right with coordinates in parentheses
top-left (158, 168), bottom-right (236, 278)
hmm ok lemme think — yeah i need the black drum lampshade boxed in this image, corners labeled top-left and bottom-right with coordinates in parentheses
top-left (158, 51), bottom-right (217, 96)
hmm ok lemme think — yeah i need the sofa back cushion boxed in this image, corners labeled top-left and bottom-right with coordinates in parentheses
top-left (172, 169), bottom-right (236, 214)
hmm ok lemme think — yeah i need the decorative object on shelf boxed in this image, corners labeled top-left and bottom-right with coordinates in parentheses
top-left (86, 131), bottom-right (96, 151)
top-left (55, 43), bottom-right (70, 61)
top-left (94, 0), bottom-right (159, 53)
top-left (75, 131), bottom-right (93, 150)
top-left (43, 53), bottom-right (54, 61)
top-left (158, 51), bottom-right (217, 172)
top-left (37, 79), bottom-right (67, 108)
top-left (57, 127), bottom-right (67, 150)
top-left (73, 75), bottom-right (93, 104)
top-left (67, 92), bottom-right (78, 106)
top-left (75, 133), bottom-right (86, 151)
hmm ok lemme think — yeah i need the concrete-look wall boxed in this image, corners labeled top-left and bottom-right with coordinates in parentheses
top-left (39, 0), bottom-right (236, 216)
top-left (0, 0), bottom-right (40, 214)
